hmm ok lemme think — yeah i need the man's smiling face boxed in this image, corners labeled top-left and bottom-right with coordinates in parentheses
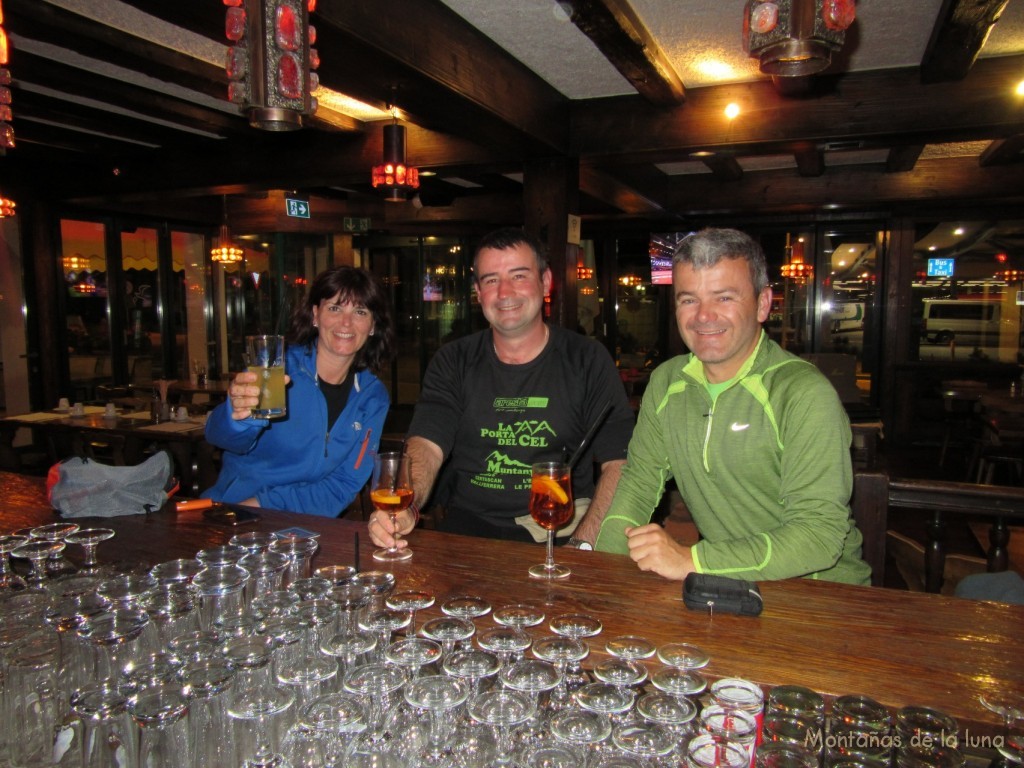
top-left (673, 256), bottom-right (771, 383)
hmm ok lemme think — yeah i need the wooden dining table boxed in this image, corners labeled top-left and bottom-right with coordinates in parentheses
top-left (0, 408), bottom-right (217, 496)
top-left (2, 471), bottom-right (1019, 746)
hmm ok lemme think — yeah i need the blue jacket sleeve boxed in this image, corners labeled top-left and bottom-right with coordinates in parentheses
top-left (204, 401), bottom-right (267, 454)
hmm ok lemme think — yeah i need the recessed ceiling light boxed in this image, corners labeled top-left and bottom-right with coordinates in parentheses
top-left (953, 227), bottom-right (964, 236)
top-left (690, 150), bottom-right (715, 158)
top-left (928, 245), bottom-right (937, 251)
top-left (1017, 80), bottom-right (1024, 97)
top-left (724, 103), bottom-right (740, 120)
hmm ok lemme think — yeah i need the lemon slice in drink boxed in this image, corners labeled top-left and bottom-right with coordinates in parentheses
top-left (371, 490), bottom-right (402, 505)
top-left (532, 476), bottom-right (569, 505)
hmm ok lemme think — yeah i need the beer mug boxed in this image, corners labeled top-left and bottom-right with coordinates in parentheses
top-left (246, 335), bottom-right (287, 419)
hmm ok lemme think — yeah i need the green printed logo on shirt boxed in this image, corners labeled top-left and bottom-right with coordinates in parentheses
top-left (492, 396), bottom-right (549, 410)
top-left (479, 420), bottom-right (556, 448)
top-left (471, 414), bottom-right (559, 491)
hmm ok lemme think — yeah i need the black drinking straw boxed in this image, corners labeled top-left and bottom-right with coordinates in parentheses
top-left (353, 531), bottom-right (360, 573)
top-left (567, 401), bottom-right (614, 471)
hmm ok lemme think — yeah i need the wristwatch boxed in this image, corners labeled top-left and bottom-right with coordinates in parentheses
top-left (567, 537), bottom-right (593, 551)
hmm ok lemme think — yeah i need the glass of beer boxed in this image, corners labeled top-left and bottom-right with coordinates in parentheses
top-left (371, 451), bottom-right (414, 562)
top-left (246, 334), bottom-right (287, 419)
top-left (528, 460), bottom-right (573, 580)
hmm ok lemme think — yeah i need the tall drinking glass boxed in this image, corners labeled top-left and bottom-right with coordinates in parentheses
top-left (246, 334), bottom-right (287, 419)
top-left (370, 451), bottom-right (414, 562)
top-left (528, 461), bottom-right (574, 580)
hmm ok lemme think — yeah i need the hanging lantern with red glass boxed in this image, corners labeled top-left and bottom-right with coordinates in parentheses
top-left (0, 0), bottom-right (14, 150)
top-left (743, 0), bottom-right (854, 77)
top-left (223, 0), bottom-right (318, 131)
top-left (371, 113), bottom-right (420, 202)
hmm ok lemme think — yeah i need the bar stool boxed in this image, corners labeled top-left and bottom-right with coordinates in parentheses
top-left (938, 390), bottom-right (983, 470)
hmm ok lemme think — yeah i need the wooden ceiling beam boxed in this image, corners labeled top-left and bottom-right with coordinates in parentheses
top-left (10, 50), bottom-right (245, 138)
top-left (571, 55), bottom-right (1024, 160)
top-left (978, 135), bottom-right (1024, 166)
top-left (662, 156), bottom-right (1024, 214)
top-left (4, 0), bottom-right (226, 100)
top-left (700, 154), bottom-right (744, 181)
top-left (920, 0), bottom-right (1011, 84)
top-left (887, 145), bottom-right (926, 173)
top-left (579, 165), bottom-right (666, 214)
top-left (313, 0), bottom-right (569, 155)
top-left (568, 0), bottom-right (685, 106)
top-left (793, 144), bottom-right (825, 177)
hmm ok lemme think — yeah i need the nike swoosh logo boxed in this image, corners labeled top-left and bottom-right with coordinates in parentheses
top-left (731, 422), bottom-right (750, 432)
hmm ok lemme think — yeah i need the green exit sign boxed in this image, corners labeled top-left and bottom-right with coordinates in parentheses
top-left (344, 217), bottom-right (370, 233)
top-left (285, 198), bottom-right (310, 218)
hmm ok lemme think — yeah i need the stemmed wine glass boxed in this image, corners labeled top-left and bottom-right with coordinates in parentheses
top-left (651, 642), bottom-right (709, 700)
top-left (528, 461), bottom-right (574, 579)
top-left (550, 613), bottom-right (602, 690)
top-left (12, 538), bottom-right (66, 588)
top-left (403, 674), bottom-right (471, 766)
top-left (385, 637), bottom-right (443, 680)
top-left (469, 688), bottom-right (538, 767)
top-left (549, 707), bottom-right (613, 765)
top-left (64, 527), bottom-right (116, 575)
top-left (30, 521), bottom-right (80, 575)
top-left (980, 693), bottom-right (1024, 765)
top-left (371, 451), bottom-right (414, 562)
top-left (593, 635), bottom-right (655, 691)
top-left (532, 635), bottom-right (589, 708)
top-left (386, 589), bottom-right (435, 633)
top-left (420, 616), bottom-right (476, 661)
top-left (478, 626), bottom-right (533, 670)
top-left (358, 608), bottom-right (412, 663)
top-left (0, 534), bottom-right (28, 591)
top-left (442, 648), bottom-right (501, 697)
top-left (441, 594), bottom-right (492, 620)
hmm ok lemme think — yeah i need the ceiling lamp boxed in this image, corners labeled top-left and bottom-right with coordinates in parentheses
top-left (211, 196), bottom-right (244, 265)
top-left (781, 233), bottom-right (813, 283)
top-left (223, 0), bottom-right (319, 131)
top-left (62, 253), bottom-right (89, 272)
top-left (743, 0), bottom-right (855, 77)
top-left (998, 270), bottom-right (1023, 284)
top-left (371, 107), bottom-right (420, 202)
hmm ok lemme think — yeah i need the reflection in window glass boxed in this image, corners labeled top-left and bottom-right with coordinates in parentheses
top-left (910, 220), bottom-right (1024, 365)
top-left (61, 220), bottom-right (110, 401)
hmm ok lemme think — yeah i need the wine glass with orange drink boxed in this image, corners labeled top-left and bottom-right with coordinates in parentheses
top-left (528, 460), bottom-right (574, 579)
top-left (371, 451), bottom-right (414, 562)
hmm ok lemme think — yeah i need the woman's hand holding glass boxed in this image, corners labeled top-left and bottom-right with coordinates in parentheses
top-left (227, 370), bottom-right (292, 420)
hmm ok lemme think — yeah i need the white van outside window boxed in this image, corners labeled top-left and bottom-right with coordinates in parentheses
top-left (921, 299), bottom-right (1002, 346)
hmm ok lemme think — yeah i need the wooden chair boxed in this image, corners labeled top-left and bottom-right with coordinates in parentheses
top-left (886, 529), bottom-right (986, 596)
top-left (851, 470), bottom-right (889, 587)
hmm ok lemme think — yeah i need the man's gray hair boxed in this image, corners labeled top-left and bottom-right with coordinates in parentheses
top-left (673, 228), bottom-right (770, 295)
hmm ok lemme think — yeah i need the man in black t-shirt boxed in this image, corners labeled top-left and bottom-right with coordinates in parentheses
top-left (367, 228), bottom-right (633, 545)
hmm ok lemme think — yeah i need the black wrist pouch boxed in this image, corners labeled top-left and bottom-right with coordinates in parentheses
top-left (683, 572), bottom-right (764, 617)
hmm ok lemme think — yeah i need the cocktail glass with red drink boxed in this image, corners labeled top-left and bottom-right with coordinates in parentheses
top-left (528, 460), bottom-right (573, 580)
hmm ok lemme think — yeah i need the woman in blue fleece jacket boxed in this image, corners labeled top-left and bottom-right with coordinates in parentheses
top-left (203, 266), bottom-right (394, 516)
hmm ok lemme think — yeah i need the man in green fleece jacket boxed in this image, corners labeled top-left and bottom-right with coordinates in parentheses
top-left (594, 228), bottom-right (871, 585)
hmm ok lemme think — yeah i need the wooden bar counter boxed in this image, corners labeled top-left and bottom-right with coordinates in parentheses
top-left (3, 471), bottom-right (1019, 741)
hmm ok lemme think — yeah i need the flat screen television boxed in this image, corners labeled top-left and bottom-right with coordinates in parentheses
top-left (649, 232), bottom-right (694, 285)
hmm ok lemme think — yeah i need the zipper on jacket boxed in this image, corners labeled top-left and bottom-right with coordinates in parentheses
top-left (702, 403), bottom-right (714, 472)
top-left (323, 431), bottom-right (329, 458)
